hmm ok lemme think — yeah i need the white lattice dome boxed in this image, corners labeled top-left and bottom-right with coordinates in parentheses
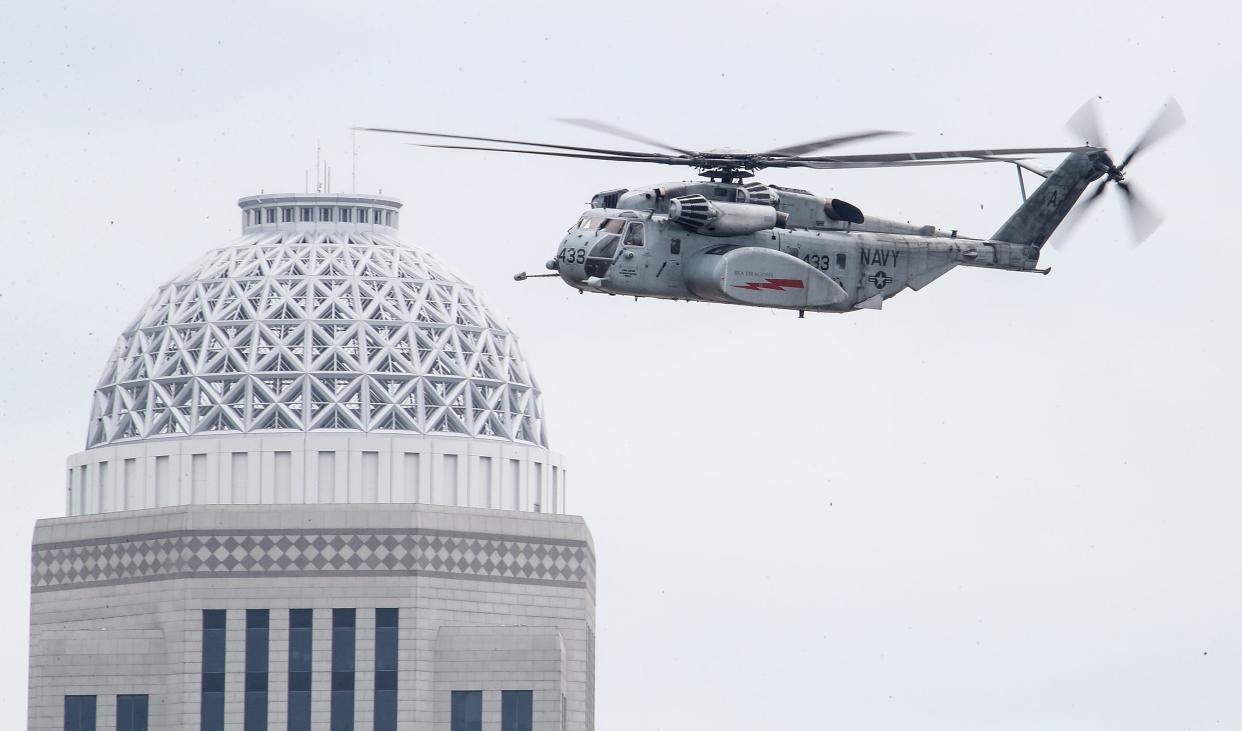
top-left (88, 196), bottom-right (545, 449)
top-left (66, 193), bottom-right (566, 517)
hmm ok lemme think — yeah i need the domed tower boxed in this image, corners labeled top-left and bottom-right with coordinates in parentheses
top-left (29, 194), bottom-right (596, 731)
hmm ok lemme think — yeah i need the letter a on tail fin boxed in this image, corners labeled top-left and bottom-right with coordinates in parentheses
top-left (992, 150), bottom-right (1107, 250)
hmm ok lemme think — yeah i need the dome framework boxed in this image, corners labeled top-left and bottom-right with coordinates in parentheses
top-left (88, 229), bottom-right (547, 449)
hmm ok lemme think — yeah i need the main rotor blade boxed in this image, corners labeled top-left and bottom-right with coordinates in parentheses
top-left (357, 126), bottom-right (668, 159)
top-left (793, 146), bottom-right (1093, 164)
top-left (1067, 98), bottom-right (1108, 148)
top-left (557, 118), bottom-right (695, 156)
top-left (763, 130), bottom-right (904, 157)
top-left (780, 158), bottom-right (997, 170)
top-left (1118, 98), bottom-right (1185, 171)
top-left (413, 143), bottom-right (692, 166)
top-left (1116, 181), bottom-right (1164, 245)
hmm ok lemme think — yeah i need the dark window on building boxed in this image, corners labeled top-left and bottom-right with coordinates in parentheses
top-left (266, 208), bottom-right (276, 224)
top-left (374, 608), bottom-right (398, 731)
top-left (245, 210), bottom-right (253, 226)
top-left (202, 609), bottom-right (226, 731)
top-left (501, 690), bottom-right (533, 731)
top-left (117, 694), bottom-right (148, 731)
top-left (301, 207), bottom-right (314, 222)
top-left (451, 691), bottom-right (482, 731)
top-left (282, 208), bottom-right (294, 223)
top-left (288, 609), bottom-right (313, 731)
top-left (245, 609), bottom-right (269, 731)
top-left (64, 695), bottom-right (96, 731)
top-left (331, 608), bottom-right (356, 731)
top-left (340, 208), bottom-right (352, 223)
top-left (358, 208), bottom-right (369, 224)
top-left (836, 253), bottom-right (847, 269)
top-left (385, 211), bottom-right (393, 227)
top-left (321, 207), bottom-right (333, 222)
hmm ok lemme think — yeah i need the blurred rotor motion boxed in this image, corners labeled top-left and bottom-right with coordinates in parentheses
top-left (1056, 98), bottom-right (1185, 247)
top-left (356, 120), bottom-right (1087, 180)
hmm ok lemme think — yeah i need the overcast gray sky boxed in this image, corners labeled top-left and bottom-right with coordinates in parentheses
top-left (2, 1), bottom-right (1239, 728)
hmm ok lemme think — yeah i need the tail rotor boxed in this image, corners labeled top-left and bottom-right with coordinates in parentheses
top-left (1054, 98), bottom-right (1185, 248)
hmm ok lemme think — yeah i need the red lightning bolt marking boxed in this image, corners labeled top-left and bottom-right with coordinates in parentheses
top-left (733, 278), bottom-right (805, 292)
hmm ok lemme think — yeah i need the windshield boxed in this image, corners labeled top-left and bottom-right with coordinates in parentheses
top-left (574, 216), bottom-right (626, 234)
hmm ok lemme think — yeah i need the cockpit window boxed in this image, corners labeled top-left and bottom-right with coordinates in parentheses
top-left (585, 235), bottom-right (621, 277)
top-left (600, 218), bottom-right (626, 234)
top-left (623, 222), bottom-right (645, 247)
top-left (577, 215), bottom-right (604, 231)
top-left (589, 235), bottom-right (620, 261)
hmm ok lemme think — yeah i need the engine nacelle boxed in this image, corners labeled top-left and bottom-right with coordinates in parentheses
top-left (669, 194), bottom-right (784, 236)
top-left (823, 197), bottom-right (865, 224)
top-left (739, 181), bottom-right (780, 207)
top-left (591, 188), bottom-right (629, 209)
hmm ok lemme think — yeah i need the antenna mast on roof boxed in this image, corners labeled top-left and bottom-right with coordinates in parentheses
top-left (316, 141), bottom-right (322, 193)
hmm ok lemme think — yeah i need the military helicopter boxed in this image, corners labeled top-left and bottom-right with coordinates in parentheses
top-left (360, 99), bottom-right (1182, 316)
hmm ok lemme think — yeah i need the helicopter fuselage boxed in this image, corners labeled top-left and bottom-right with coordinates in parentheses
top-left (550, 179), bottom-right (1042, 313)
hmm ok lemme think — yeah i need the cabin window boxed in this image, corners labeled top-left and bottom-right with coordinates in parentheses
top-left (670, 238), bottom-right (681, 255)
top-left (623, 222), bottom-right (645, 247)
top-left (836, 253), bottom-right (847, 269)
top-left (600, 218), bottom-right (626, 234)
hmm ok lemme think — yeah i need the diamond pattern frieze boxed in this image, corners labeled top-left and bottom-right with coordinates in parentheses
top-left (32, 530), bottom-right (591, 592)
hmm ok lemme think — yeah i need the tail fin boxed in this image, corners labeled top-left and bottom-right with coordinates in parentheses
top-left (992, 150), bottom-right (1106, 248)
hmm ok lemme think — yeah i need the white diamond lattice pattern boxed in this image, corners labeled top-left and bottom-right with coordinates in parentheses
top-left (87, 231), bottom-right (547, 448)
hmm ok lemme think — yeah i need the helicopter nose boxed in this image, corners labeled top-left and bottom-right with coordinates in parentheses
top-left (554, 236), bottom-right (586, 283)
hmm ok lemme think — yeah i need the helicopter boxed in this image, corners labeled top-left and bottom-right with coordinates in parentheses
top-left (360, 99), bottom-right (1183, 316)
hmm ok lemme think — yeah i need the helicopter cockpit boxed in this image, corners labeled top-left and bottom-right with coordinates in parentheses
top-left (556, 213), bottom-right (646, 284)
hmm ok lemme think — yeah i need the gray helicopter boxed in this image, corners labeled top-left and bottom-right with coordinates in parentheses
top-left (361, 100), bottom-right (1182, 315)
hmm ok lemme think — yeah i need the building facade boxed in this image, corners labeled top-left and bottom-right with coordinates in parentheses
top-left (28, 193), bottom-right (595, 731)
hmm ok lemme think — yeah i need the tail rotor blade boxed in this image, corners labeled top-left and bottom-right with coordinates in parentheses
top-left (1116, 181), bottom-right (1164, 245)
top-left (1118, 98), bottom-right (1185, 170)
top-left (1067, 98), bottom-right (1108, 148)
